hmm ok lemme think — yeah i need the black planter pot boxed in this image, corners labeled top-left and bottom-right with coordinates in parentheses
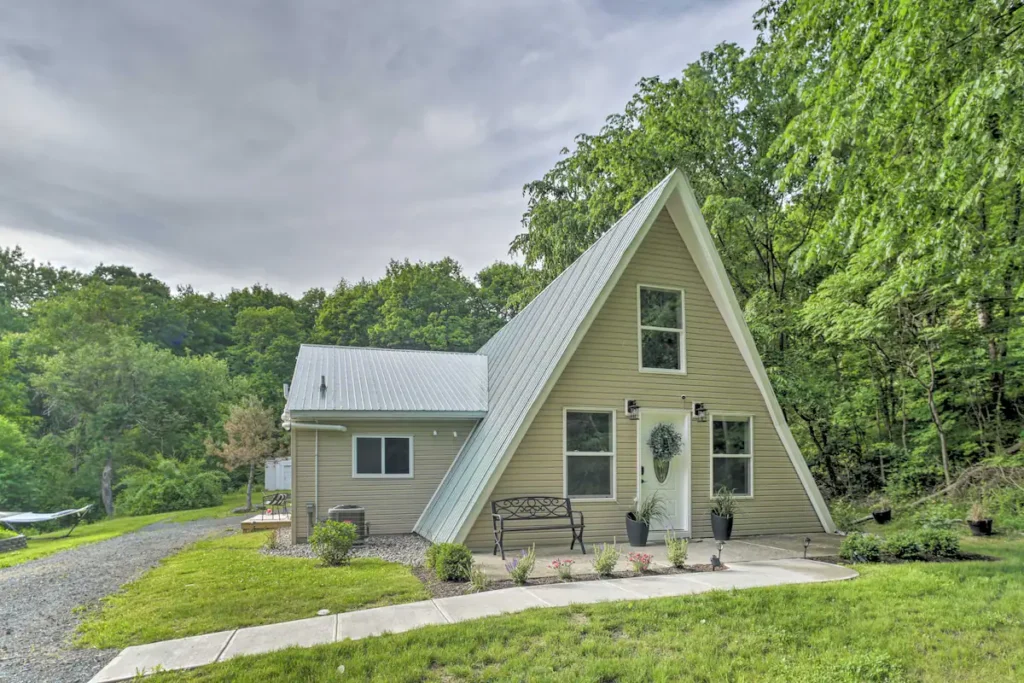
top-left (625, 512), bottom-right (650, 547)
top-left (968, 519), bottom-right (993, 536)
top-left (871, 509), bottom-right (892, 524)
top-left (711, 513), bottom-right (733, 541)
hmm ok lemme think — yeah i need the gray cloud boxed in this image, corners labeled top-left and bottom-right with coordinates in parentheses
top-left (0, 0), bottom-right (757, 294)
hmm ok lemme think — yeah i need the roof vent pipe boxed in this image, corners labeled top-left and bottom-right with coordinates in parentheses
top-left (319, 375), bottom-right (327, 393)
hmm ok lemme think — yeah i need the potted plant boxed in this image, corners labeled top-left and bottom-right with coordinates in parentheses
top-left (710, 486), bottom-right (735, 541)
top-left (648, 422), bottom-right (683, 483)
top-left (626, 493), bottom-right (666, 547)
top-left (870, 498), bottom-right (892, 525)
top-left (967, 501), bottom-right (993, 536)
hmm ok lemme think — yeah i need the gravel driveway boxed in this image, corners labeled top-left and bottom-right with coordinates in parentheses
top-left (0, 515), bottom-right (241, 683)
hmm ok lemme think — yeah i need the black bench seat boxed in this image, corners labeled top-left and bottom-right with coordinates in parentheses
top-left (490, 496), bottom-right (585, 560)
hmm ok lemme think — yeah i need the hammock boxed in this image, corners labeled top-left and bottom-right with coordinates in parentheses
top-left (0, 505), bottom-right (93, 537)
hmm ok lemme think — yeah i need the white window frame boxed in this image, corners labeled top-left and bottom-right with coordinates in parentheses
top-left (351, 435), bottom-right (415, 479)
top-left (709, 413), bottom-right (753, 498)
top-left (563, 407), bottom-right (617, 502)
top-left (637, 284), bottom-right (686, 374)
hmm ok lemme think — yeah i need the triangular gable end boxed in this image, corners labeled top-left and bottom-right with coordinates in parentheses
top-left (415, 170), bottom-right (834, 543)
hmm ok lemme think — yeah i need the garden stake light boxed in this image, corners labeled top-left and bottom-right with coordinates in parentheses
top-left (803, 537), bottom-right (812, 559)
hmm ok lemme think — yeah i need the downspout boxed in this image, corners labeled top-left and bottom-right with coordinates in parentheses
top-left (281, 421), bottom-right (347, 537)
top-left (314, 428), bottom-right (319, 525)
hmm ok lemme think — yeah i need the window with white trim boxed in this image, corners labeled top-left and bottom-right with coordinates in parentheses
top-left (564, 410), bottom-right (615, 499)
top-left (353, 436), bottom-right (413, 477)
top-left (639, 286), bottom-right (684, 372)
top-left (711, 417), bottom-right (752, 496)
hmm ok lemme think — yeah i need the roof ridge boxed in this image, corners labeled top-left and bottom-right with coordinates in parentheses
top-left (299, 344), bottom-right (483, 358)
top-left (479, 171), bottom-right (675, 354)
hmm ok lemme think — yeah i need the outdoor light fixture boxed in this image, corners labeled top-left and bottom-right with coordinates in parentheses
top-left (711, 540), bottom-right (726, 570)
top-left (803, 536), bottom-right (812, 559)
top-left (625, 399), bottom-right (640, 421)
top-left (692, 402), bottom-right (708, 422)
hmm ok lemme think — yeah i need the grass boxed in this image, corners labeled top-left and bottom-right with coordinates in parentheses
top-left (76, 531), bottom-right (429, 648)
top-left (145, 536), bottom-right (1024, 682)
top-left (0, 491), bottom-right (250, 569)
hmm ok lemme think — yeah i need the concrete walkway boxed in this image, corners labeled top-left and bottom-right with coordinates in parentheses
top-left (89, 558), bottom-right (856, 683)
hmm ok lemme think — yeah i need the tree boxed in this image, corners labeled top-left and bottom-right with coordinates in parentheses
top-left (33, 335), bottom-right (234, 515)
top-left (207, 396), bottom-right (279, 511)
top-left (228, 306), bottom-right (302, 411)
top-left (475, 262), bottom-right (540, 324)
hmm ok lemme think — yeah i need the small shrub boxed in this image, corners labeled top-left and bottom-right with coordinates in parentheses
top-left (591, 542), bottom-right (620, 576)
top-left (0, 527), bottom-right (19, 540)
top-left (913, 502), bottom-right (962, 530)
top-left (839, 532), bottom-right (883, 562)
top-left (434, 543), bottom-right (473, 581)
top-left (665, 530), bottom-right (689, 568)
top-left (469, 565), bottom-right (491, 592)
top-left (505, 545), bottom-right (536, 585)
top-left (828, 499), bottom-right (860, 532)
top-left (309, 520), bottom-right (358, 566)
top-left (881, 531), bottom-right (923, 559)
top-left (870, 497), bottom-right (892, 513)
top-left (628, 551), bottom-right (653, 573)
top-left (425, 543), bottom-right (442, 570)
top-left (916, 528), bottom-right (960, 557)
top-left (710, 487), bottom-right (735, 517)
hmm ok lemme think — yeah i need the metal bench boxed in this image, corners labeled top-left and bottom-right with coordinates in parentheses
top-left (490, 496), bottom-right (585, 560)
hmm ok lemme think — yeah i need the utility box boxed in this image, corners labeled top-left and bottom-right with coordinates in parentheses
top-left (327, 504), bottom-right (368, 544)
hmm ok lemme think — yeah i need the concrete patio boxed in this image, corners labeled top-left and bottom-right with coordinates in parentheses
top-left (475, 533), bottom-right (843, 578)
top-left (88, 556), bottom-right (856, 682)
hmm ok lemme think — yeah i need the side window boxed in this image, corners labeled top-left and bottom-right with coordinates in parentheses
top-left (353, 436), bottom-right (413, 477)
top-left (711, 417), bottom-right (752, 496)
top-left (564, 410), bottom-right (615, 499)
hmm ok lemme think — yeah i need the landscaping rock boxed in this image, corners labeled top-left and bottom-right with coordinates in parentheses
top-left (264, 528), bottom-right (429, 566)
top-left (0, 515), bottom-right (240, 683)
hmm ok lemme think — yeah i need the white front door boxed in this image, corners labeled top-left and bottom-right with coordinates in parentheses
top-left (639, 409), bottom-right (690, 534)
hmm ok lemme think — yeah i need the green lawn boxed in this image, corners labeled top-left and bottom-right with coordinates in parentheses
top-left (146, 537), bottom-right (1024, 683)
top-left (77, 531), bottom-right (430, 648)
top-left (0, 491), bottom-right (250, 569)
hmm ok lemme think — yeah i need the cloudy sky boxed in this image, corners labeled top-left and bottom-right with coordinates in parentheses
top-left (0, 0), bottom-right (758, 295)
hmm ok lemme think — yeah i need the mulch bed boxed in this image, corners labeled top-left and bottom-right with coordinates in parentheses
top-left (415, 563), bottom-right (726, 599)
top-left (814, 552), bottom-right (998, 565)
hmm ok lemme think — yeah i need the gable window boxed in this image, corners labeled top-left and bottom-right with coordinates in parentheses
top-left (638, 286), bottom-right (685, 372)
top-left (711, 416), bottom-right (752, 496)
top-left (353, 436), bottom-right (413, 478)
top-left (564, 409), bottom-right (615, 499)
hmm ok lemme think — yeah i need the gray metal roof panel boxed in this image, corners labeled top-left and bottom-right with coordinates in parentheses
top-left (415, 171), bottom-right (675, 542)
top-left (285, 345), bottom-right (488, 414)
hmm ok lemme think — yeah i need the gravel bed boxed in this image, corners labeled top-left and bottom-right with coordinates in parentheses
top-left (0, 515), bottom-right (241, 683)
top-left (264, 528), bottom-right (429, 566)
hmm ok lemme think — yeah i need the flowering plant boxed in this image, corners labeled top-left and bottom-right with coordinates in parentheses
top-left (505, 545), bottom-right (536, 585)
top-left (628, 551), bottom-right (653, 574)
top-left (549, 558), bottom-right (574, 581)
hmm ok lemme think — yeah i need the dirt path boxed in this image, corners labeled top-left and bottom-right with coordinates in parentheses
top-left (0, 515), bottom-right (240, 683)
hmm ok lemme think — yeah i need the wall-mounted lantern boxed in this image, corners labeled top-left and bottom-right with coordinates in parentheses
top-left (625, 399), bottom-right (640, 421)
top-left (692, 402), bottom-right (708, 422)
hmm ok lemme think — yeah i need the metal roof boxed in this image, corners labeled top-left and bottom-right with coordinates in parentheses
top-left (285, 345), bottom-right (488, 415)
top-left (415, 171), bottom-right (676, 542)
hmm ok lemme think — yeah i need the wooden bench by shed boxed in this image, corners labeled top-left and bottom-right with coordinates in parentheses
top-left (490, 496), bottom-right (585, 560)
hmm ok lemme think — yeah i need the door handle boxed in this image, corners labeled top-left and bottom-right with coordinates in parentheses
top-left (641, 466), bottom-right (645, 475)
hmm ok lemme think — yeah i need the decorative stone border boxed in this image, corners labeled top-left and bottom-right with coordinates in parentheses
top-left (0, 534), bottom-right (27, 553)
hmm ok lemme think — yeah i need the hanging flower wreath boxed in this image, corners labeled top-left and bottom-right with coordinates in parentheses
top-left (647, 423), bottom-right (683, 483)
